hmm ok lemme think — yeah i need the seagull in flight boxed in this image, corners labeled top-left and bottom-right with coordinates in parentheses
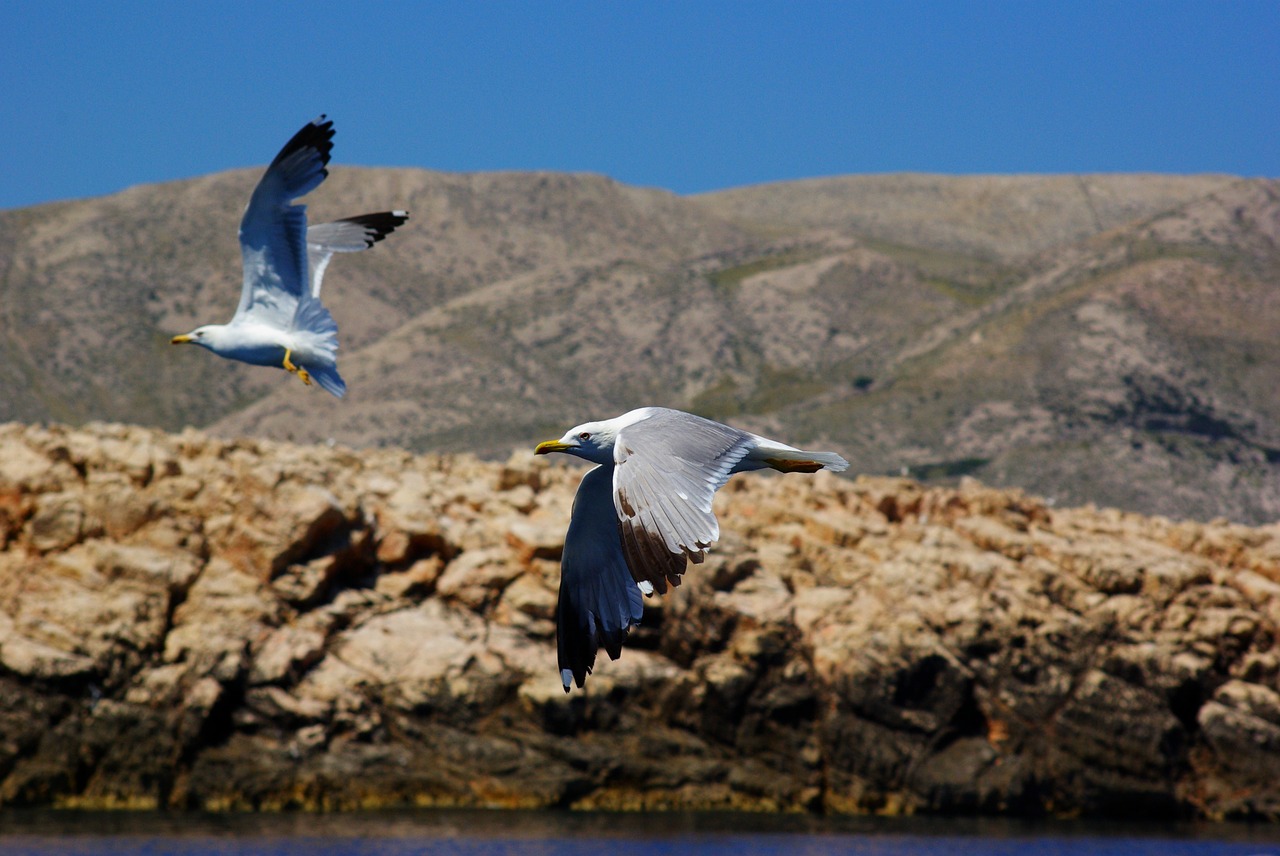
top-left (171, 115), bottom-right (407, 397)
top-left (535, 407), bottom-right (848, 690)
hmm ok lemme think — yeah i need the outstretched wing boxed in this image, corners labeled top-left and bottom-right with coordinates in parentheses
top-left (306, 210), bottom-right (409, 298)
top-left (233, 115), bottom-right (334, 328)
top-left (612, 408), bottom-right (754, 594)
top-left (558, 464), bottom-right (646, 691)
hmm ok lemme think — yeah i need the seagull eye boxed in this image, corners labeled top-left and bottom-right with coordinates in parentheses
top-left (578, 432), bottom-right (591, 441)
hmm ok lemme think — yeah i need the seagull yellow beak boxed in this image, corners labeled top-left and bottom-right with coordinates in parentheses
top-left (535, 439), bottom-right (573, 455)
top-left (170, 334), bottom-right (193, 344)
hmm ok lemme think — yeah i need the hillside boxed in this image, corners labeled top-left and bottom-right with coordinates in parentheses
top-left (1, 423), bottom-right (1277, 816)
top-left (2, 169), bottom-right (1277, 522)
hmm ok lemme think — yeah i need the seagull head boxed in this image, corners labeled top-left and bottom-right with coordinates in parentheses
top-left (170, 325), bottom-right (224, 351)
top-left (535, 418), bottom-right (621, 465)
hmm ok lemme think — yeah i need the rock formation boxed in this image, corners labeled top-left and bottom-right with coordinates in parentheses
top-left (0, 422), bottom-right (1277, 818)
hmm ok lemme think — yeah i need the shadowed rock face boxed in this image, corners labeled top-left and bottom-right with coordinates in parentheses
top-left (0, 422), bottom-right (1277, 818)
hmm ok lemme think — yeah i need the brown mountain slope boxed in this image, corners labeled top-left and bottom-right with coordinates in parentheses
top-left (0, 168), bottom-right (749, 430)
top-left (785, 179), bottom-right (1280, 522)
top-left (213, 175), bottom-right (1280, 522)
top-left (1, 170), bottom-right (1274, 522)
top-left (692, 173), bottom-right (1236, 260)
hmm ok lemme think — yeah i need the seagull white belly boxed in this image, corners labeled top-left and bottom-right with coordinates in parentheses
top-left (214, 325), bottom-right (310, 368)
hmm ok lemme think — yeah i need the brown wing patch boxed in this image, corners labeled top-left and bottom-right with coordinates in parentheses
top-left (764, 458), bottom-right (823, 474)
top-left (617, 485), bottom-right (637, 517)
top-left (620, 518), bottom-right (686, 595)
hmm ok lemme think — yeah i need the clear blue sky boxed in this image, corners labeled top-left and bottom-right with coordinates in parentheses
top-left (2, 1), bottom-right (1276, 210)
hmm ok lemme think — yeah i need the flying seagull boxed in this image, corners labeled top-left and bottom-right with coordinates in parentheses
top-left (171, 115), bottom-right (408, 398)
top-left (535, 406), bottom-right (849, 690)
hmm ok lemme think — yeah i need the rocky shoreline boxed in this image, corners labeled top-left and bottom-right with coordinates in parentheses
top-left (0, 423), bottom-right (1277, 818)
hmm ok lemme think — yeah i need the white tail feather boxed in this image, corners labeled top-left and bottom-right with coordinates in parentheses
top-left (748, 438), bottom-right (849, 473)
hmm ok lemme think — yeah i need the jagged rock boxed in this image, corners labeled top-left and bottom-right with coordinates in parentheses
top-left (0, 422), bottom-right (1277, 819)
top-left (28, 493), bottom-right (88, 553)
top-left (506, 518), bottom-right (564, 564)
top-left (0, 611), bottom-right (96, 680)
top-left (435, 547), bottom-right (523, 612)
top-left (250, 621), bottom-right (330, 686)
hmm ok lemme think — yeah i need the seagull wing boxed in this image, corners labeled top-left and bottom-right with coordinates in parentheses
top-left (306, 210), bottom-right (409, 298)
top-left (232, 115), bottom-right (335, 328)
top-left (612, 408), bottom-right (755, 594)
top-left (558, 463), bottom-right (645, 691)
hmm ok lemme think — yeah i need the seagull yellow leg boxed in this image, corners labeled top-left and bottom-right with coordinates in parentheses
top-left (282, 349), bottom-right (312, 386)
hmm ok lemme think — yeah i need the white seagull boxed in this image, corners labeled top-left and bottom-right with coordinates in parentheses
top-left (171, 115), bottom-right (408, 398)
top-left (535, 406), bottom-right (849, 690)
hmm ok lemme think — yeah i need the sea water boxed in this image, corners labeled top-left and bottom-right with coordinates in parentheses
top-left (1, 810), bottom-right (1276, 856)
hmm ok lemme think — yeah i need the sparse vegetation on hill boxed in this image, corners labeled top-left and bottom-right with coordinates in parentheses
top-left (1, 170), bottom-right (1276, 523)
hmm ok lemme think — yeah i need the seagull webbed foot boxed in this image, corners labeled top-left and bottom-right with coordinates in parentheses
top-left (282, 349), bottom-right (312, 386)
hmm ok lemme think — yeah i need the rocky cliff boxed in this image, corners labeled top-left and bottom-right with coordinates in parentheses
top-left (0, 423), bottom-right (1277, 818)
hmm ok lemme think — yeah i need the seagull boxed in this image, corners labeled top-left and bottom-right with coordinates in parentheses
top-left (170, 115), bottom-right (408, 398)
top-left (535, 406), bottom-right (849, 690)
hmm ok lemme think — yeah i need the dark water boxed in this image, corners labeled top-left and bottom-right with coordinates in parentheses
top-left (1, 810), bottom-right (1277, 856)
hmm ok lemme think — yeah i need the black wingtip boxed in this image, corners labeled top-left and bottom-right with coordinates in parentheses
top-left (269, 114), bottom-right (336, 170)
top-left (558, 592), bottom-right (600, 692)
top-left (342, 211), bottom-right (410, 246)
top-left (557, 604), bottom-right (634, 692)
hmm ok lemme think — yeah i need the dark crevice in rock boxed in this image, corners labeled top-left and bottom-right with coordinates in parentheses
top-left (1168, 678), bottom-right (1210, 736)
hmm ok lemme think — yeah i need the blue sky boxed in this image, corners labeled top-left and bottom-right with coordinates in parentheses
top-left (1, 1), bottom-right (1276, 210)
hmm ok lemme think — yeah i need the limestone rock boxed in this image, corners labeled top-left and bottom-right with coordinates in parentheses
top-left (0, 422), bottom-right (1277, 819)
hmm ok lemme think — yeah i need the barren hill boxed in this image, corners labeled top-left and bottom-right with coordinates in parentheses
top-left (2, 169), bottom-right (1277, 522)
top-left (693, 173), bottom-right (1235, 260)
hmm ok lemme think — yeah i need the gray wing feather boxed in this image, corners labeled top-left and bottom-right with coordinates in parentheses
top-left (306, 211), bottom-right (409, 298)
top-left (613, 408), bottom-right (754, 593)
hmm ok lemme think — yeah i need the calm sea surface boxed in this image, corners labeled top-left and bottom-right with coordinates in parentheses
top-left (0, 810), bottom-right (1277, 856)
